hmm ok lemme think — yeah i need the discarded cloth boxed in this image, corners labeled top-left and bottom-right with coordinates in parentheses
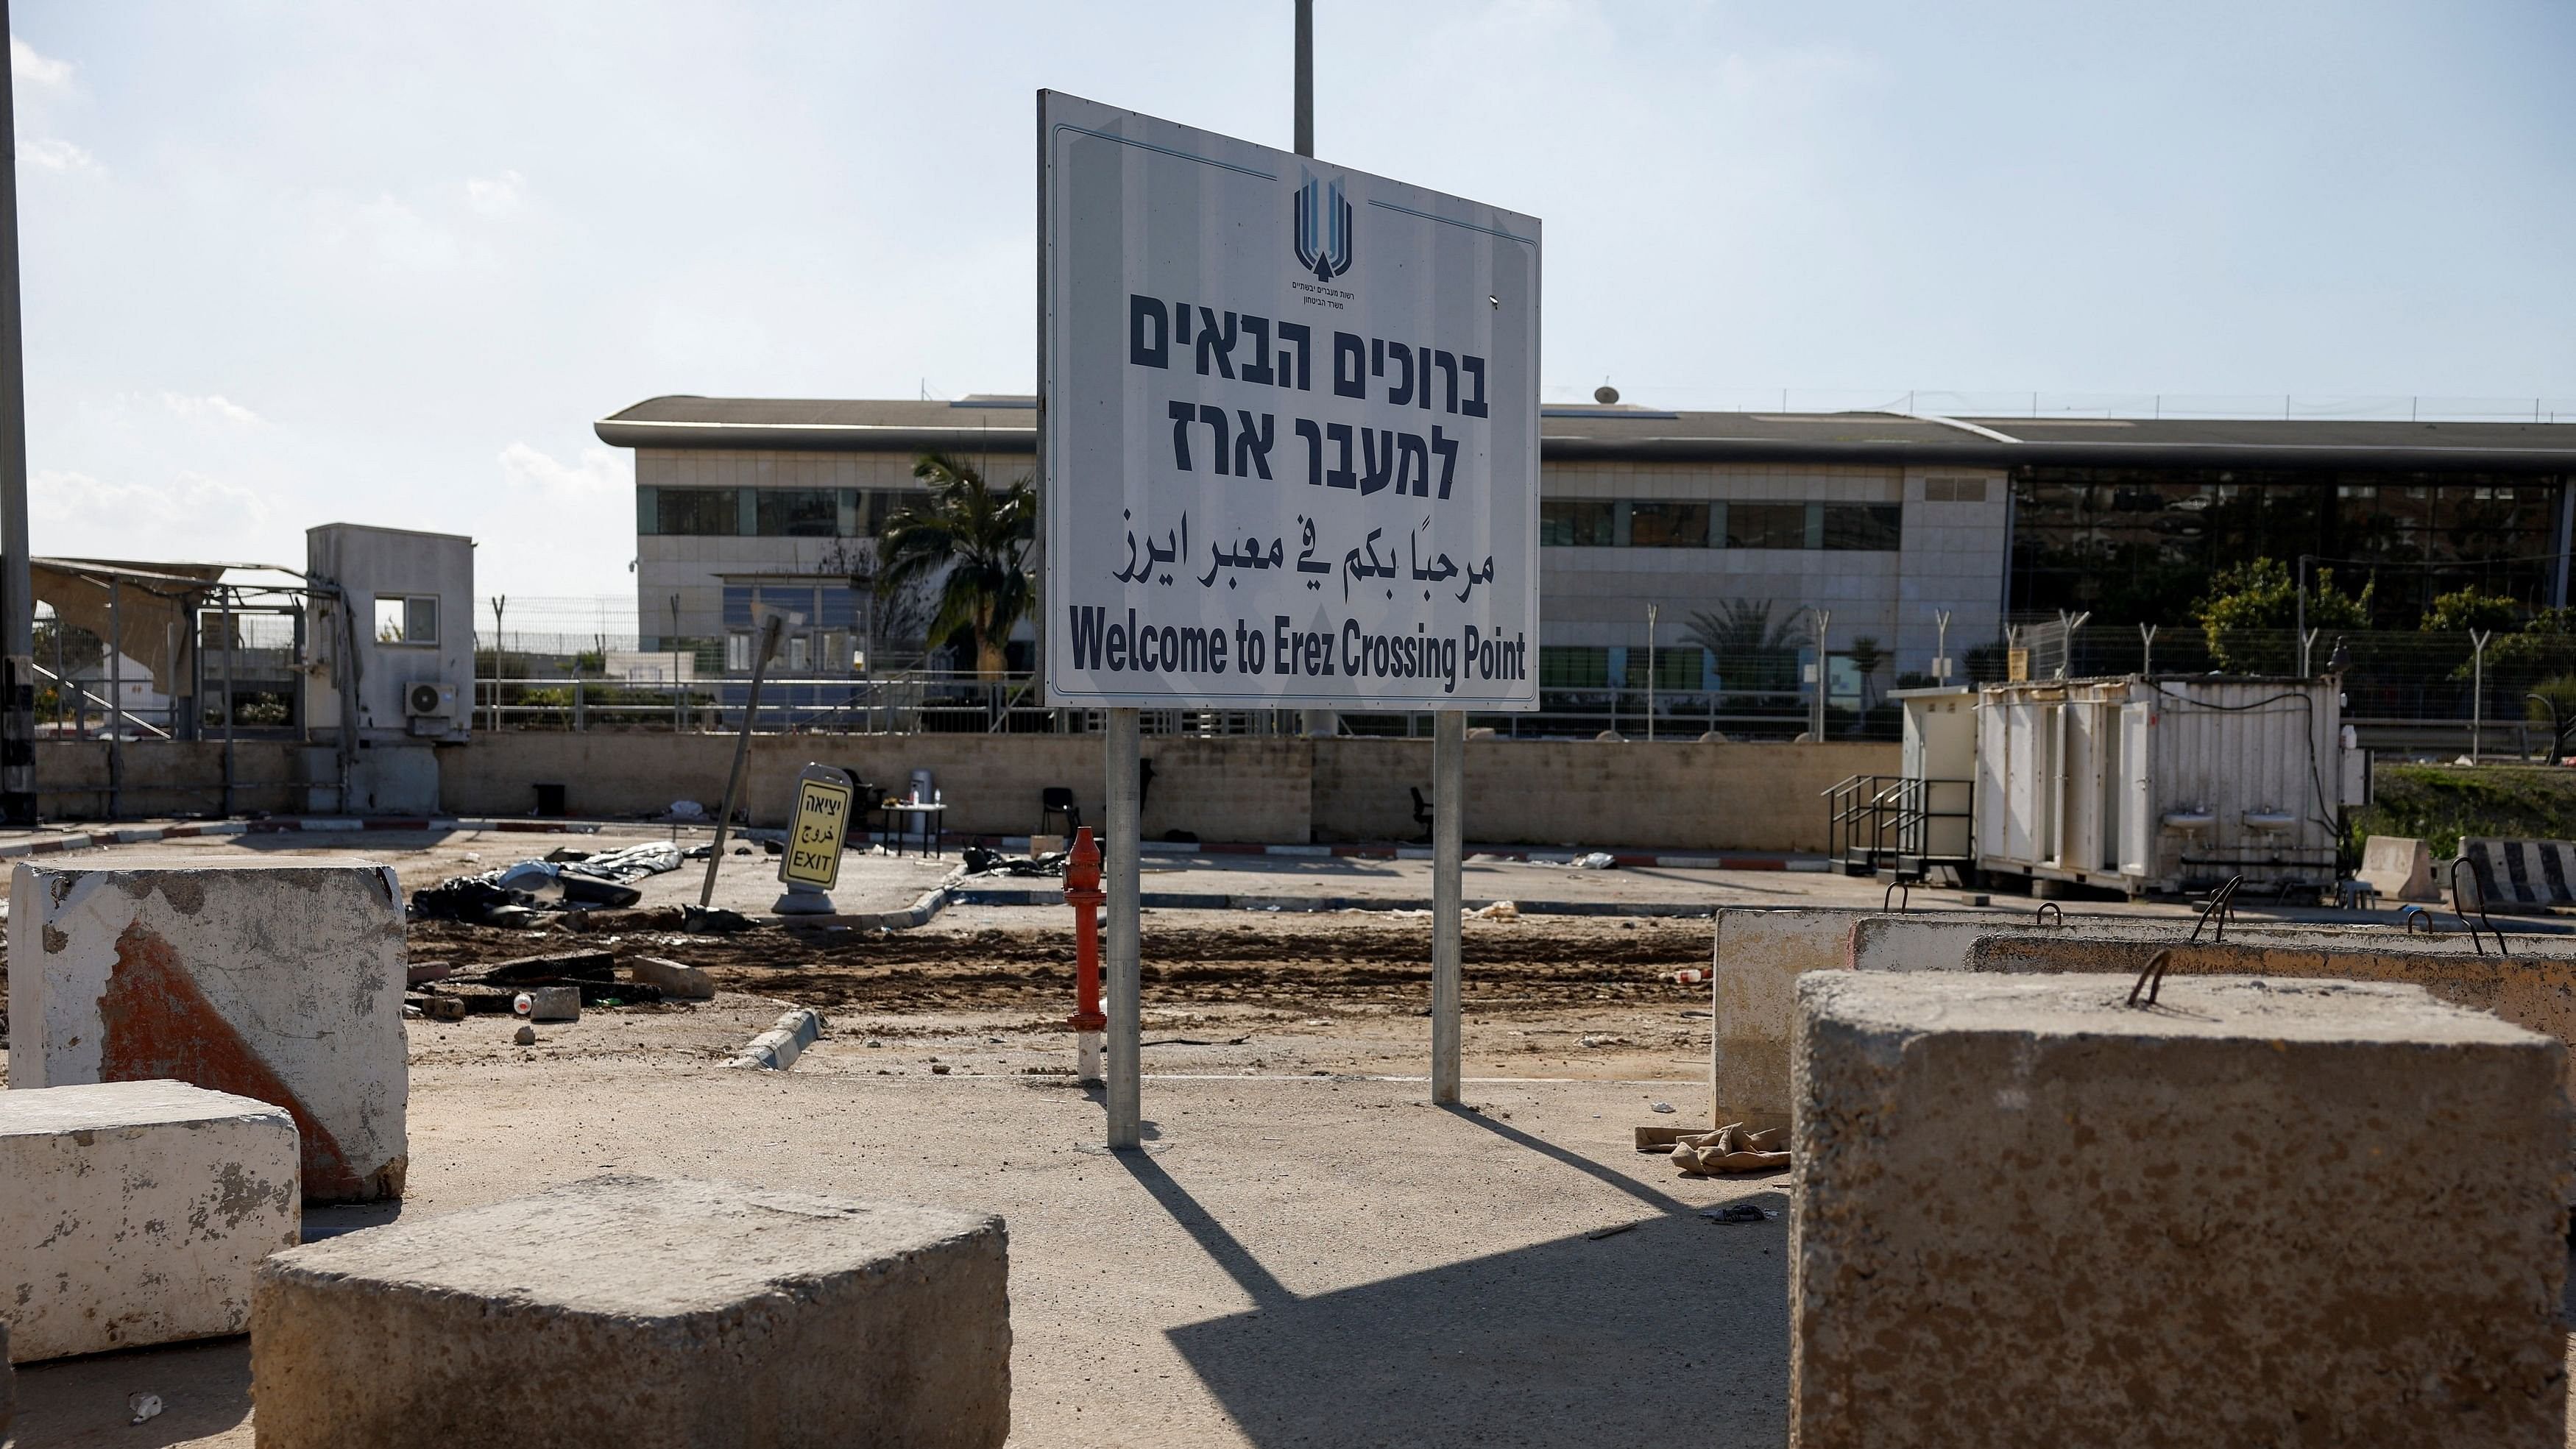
top-left (1670, 1122), bottom-right (1791, 1176)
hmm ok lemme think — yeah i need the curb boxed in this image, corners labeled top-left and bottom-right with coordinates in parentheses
top-left (728, 1008), bottom-right (827, 1070)
top-left (768, 885), bottom-right (954, 932)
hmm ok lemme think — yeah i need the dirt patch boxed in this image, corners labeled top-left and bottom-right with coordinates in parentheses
top-left (405, 913), bottom-right (1710, 1017)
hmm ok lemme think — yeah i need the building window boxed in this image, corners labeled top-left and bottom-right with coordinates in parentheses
top-left (1923, 475), bottom-right (1989, 503)
top-left (1644, 646), bottom-right (1705, 689)
top-left (656, 488), bottom-right (739, 536)
top-left (1539, 645), bottom-right (1609, 687)
top-left (1822, 504), bottom-right (1903, 550)
top-left (1539, 500), bottom-right (1616, 547)
top-left (373, 595), bottom-right (437, 645)
top-left (1627, 502), bottom-right (1712, 548)
top-left (1724, 503), bottom-right (1808, 550)
top-left (756, 489), bottom-right (841, 537)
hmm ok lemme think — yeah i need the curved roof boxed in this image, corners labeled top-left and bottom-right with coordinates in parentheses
top-left (596, 395), bottom-right (2576, 474)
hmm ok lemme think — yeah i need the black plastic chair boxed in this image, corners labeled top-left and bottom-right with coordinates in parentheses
top-left (842, 775), bottom-right (887, 850)
top-left (1041, 786), bottom-right (1083, 837)
top-left (1409, 786), bottom-right (1434, 844)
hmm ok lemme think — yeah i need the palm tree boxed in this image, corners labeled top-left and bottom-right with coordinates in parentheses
top-left (1682, 598), bottom-right (1808, 694)
top-left (874, 452), bottom-right (1036, 679)
top-left (1845, 635), bottom-right (1886, 712)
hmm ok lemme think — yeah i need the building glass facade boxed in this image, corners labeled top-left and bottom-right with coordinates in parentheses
top-left (2006, 466), bottom-right (2569, 625)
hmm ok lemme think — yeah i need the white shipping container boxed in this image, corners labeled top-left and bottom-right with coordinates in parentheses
top-left (1974, 676), bottom-right (2347, 897)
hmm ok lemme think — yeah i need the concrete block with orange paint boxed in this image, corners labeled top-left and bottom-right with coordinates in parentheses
top-left (7, 860), bottom-right (410, 1202)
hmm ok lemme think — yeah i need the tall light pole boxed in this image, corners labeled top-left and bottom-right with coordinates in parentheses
top-left (1643, 603), bottom-right (1657, 742)
top-left (0, 1), bottom-right (39, 826)
top-left (1809, 609), bottom-right (1833, 741)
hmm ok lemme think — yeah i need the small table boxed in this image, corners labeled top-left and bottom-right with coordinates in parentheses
top-left (885, 801), bottom-right (945, 859)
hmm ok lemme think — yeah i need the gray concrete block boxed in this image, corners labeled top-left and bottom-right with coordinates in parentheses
top-left (250, 1174), bottom-right (1009, 1448)
top-left (1791, 972), bottom-right (2569, 1448)
top-left (3, 1079), bottom-right (301, 1361)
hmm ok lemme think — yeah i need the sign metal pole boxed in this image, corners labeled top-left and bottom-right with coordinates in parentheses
top-left (1105, 706), bottom-right (1142, 1147)
top-left (1431, 708), bottom-right (1463, 1103)
top-left (0, 0), bottom-right (33, 826)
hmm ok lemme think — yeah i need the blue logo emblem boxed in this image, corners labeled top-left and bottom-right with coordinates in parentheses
top-left (1292, 170), bottom-right (1352, 283)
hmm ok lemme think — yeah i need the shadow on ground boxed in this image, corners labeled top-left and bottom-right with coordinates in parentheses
top-left (1139, 1107), bottom-right (1790, 1448)
top-left (10, 1336), bottom-right (251, 1448)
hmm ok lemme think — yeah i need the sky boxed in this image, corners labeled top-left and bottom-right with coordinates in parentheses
top-left (9, 0), bottom-right (2575, 617)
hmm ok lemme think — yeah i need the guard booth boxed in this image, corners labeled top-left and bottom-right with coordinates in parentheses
top-left (1824, 685), bottom-right (1978, 885)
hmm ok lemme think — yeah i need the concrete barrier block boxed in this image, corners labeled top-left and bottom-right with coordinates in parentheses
top-left (251, 1175), bottom-right (1008, 1448)
top-left (3, 1079), bottom-right (301, 1362)
top-left (1791, 972), bottom-right (2569, 1447)
top-left (7, 860), bottom-right (408, 1202)
top-left (1712, 909), bottom-right (1868, 1130)
top-left (626, 955), bottom-right (715, 1000)
top-left (2360, 834), bottom-right (2438, 901)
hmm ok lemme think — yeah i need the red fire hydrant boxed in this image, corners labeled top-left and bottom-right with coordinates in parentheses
top-left (1064, 826), bottom-right (1107, 1085)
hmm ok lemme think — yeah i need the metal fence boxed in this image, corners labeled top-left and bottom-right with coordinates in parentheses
top-left (462, 622), bottom-right (2576, 745)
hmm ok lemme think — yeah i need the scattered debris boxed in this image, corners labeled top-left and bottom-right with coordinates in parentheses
top-left (1700, 1203), bottom-right (1776, 1225)
top-left (413, 843), bottom-right (683, 921)
top-left (623, 955), bottom-right (715, 1001)
top-left (129, 1392), bottom-right (162, 1425)
top-left (1572, 851), bottom-right (1617, 870)
top-left (960, 845), bottom-right (1069, 878)
top-left (406, 961), bottom-right (453, 986)
top-left (1578, 1033), bottom-right (1630, 1048)
top-left (682, 904), bottom-right (759, 935)
top-left (1671, 968), bottom-right (1708, 985)
top-left (512, 1024), bottom-right (537, 1046)
top-left (513, 987), bottom-right (581, 1023)
top-left (1670, 1123), bottom-right (1791, 1176)
top-left (930, 1063), bottom-right (952, 1074)
top-left (1650, 1101), bottom-right (1676, 1114)
top-left (403, 993), bottom-right (466, 1022)
top-left (1584, 1222), bottom-right (1638, 1241)
top-left (668, 800), bottom-right (708, 821)
top-left (1473, 899), bottom-right (1521, 921)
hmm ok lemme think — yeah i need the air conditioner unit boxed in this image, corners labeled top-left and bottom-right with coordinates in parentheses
top-left (406, 681), bottom-right (456, 719)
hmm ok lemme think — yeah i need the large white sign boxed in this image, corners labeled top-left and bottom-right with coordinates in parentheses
top-left (1038, 91), bottom-right (1540, 709)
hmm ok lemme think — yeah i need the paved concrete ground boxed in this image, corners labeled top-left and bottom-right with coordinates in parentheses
top-left (11, 1065), bottom-right (1791, 1448)
top-left (9, 823), bottom-right (2576, 1446)
top-left (12, 821), bottom-right (2570, 934)
top-left (40, 825), bottom-right (957, 920)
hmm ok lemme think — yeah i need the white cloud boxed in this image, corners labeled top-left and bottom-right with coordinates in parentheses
top-left (10, 37), bottom-right (71, 91)
top-left (464, 169), bottom-right (526, 217)
top-left (499, 442), bottom-right (624, 497)
top-left (158, 392), bottom-right (263, 425)
top-left (30, 467), bottom-right (272, 531)
top-left (313, 193), bottom-right (464, 272)
top-left (15, 137), bottom-right (94, 173)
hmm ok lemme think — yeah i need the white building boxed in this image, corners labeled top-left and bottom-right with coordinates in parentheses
top-left (598, 394), bottom-right (2576, 733)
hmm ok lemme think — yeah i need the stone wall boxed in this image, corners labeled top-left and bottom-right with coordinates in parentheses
top-left (445, 733), bottom-right (1891, 849)
top-left (35, 740), bottom-right (302, 818)
top-left (31, 732), bottom-right (1895, 851)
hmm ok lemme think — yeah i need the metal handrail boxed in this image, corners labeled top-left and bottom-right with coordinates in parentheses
top-left (32, 660), bottom-right (173, 740)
